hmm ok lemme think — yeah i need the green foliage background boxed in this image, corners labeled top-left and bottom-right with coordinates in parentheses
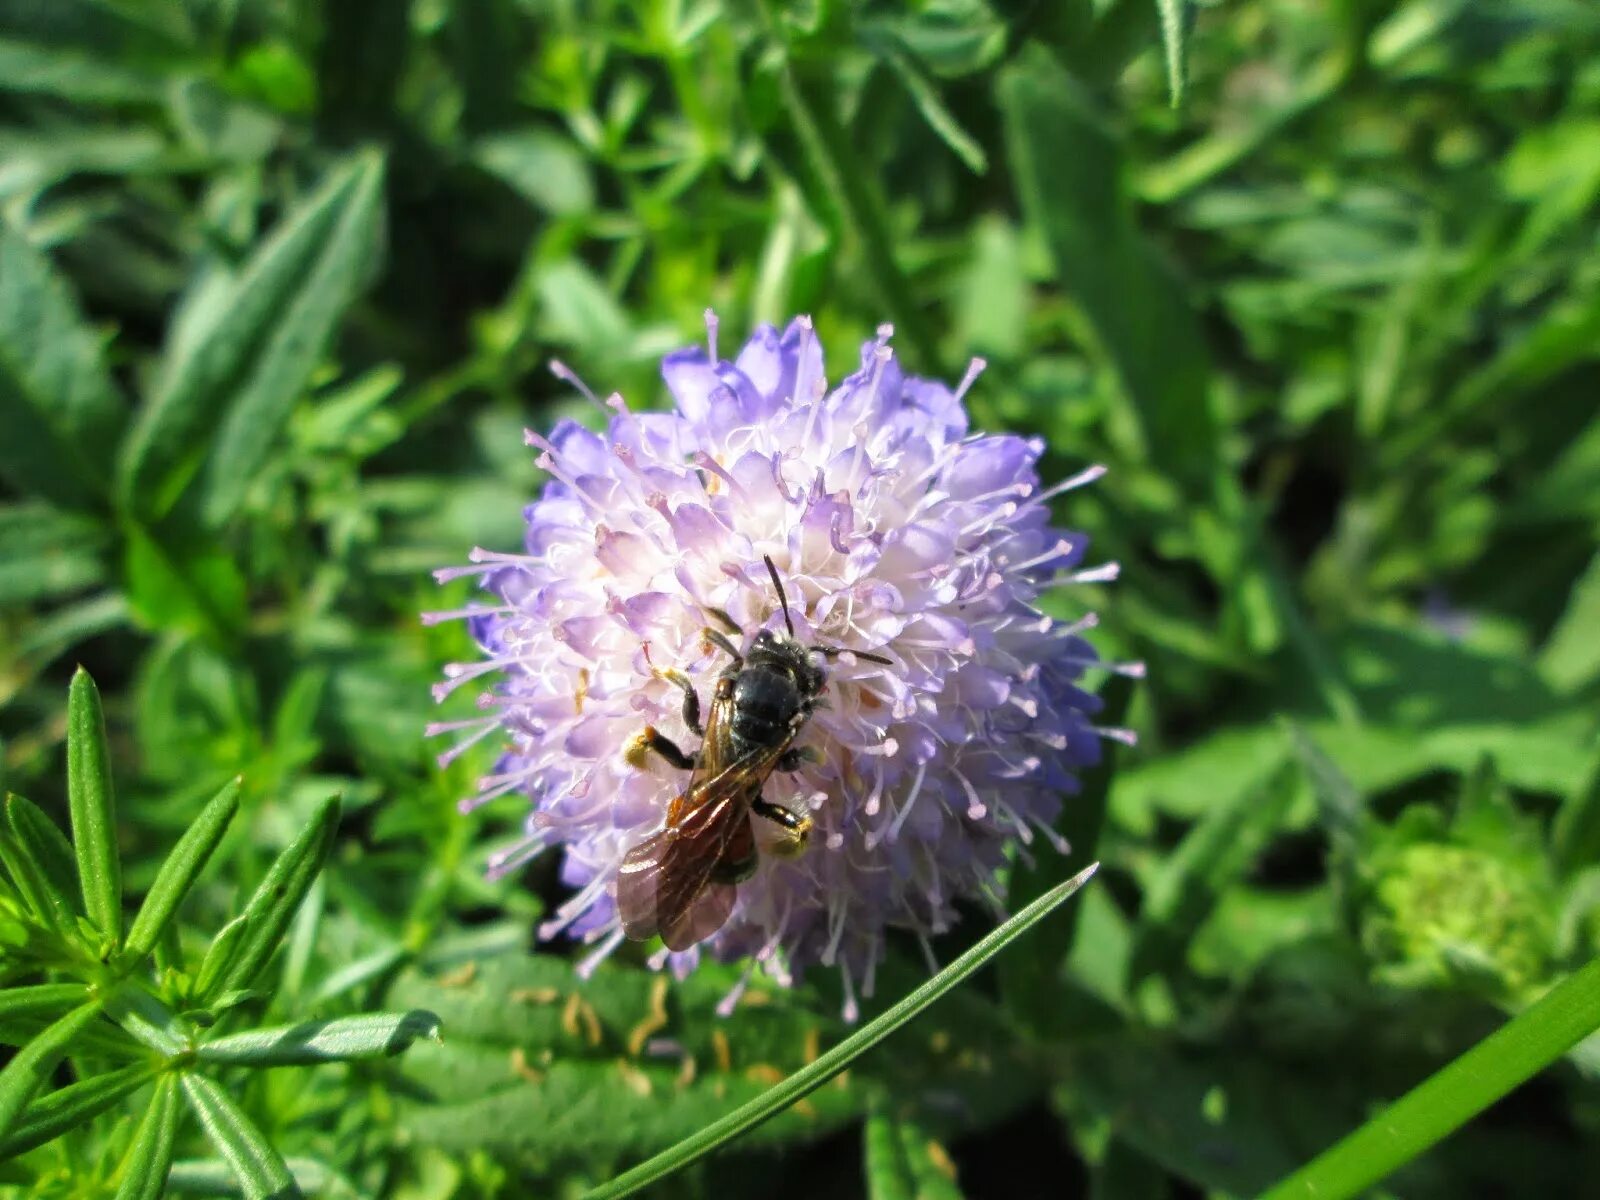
top-left (2, 0), bottom-right (1599, 1196)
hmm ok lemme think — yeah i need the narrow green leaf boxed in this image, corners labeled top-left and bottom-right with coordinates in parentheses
top-left (117, 151), bottom-right (387, 525)
top-left (0, 1000), bottom-right (102, 1143)
top-left (865, 1111), bottom-right (965, 1200)
top-left (197, 1010), bottom-right (441, 1067)
top-left (212, 795), bottom-right (341, 998)
top-left (125, 777), bottom-right (241, 960)
top-left (0, 1061), bottom-right (154, 1159)
top-left (759, 15), bottom-right (941, 371)
top-left (582, 864), bottom-right (1099, 1200)
top-left (0, 224), bottom-right (125, 510)
top-left (864, 1114), bottom-right (914, 1200)
top-left (1129, 762), bottom-right (1298, 983)
top-left (1552, 739), bottom-right (1600, 878)
top-left (1260, 956), bottom-right (1600, 1200)
top-left (1001, 677), bottom-right (1132, 1032)
top-left (3, 793), bottom-right (81, 932)
top-left (1539, 550), bottom-right (1600, 693)
top-left (998, 48), bottom-right (1217, 487)
top-left (0, 503), bottom-right (110, 605)
top-left (1154, 0), bottom-right (1190, 106)
top-left (166, 1157), bottom-right (350, 1196)
top-left (179, 1073), bottom-right (297, 1198)
top-left (1286, 723), bottom-right (1367, 863)
top-left (113, 1075), bottom-right (181, 1200)
top-left (67, 667), bottom-right (122, 945)
top-left (122, 513), bottom-right (249, 642)
top-left (194, 914), bottom-right (251, 1001)
top-left (102, 985), bottom-right (190, 1057)
top-left (0, 983), bottom-right (88, 1024)
top-left (874, 41), bottom-right (987, 173)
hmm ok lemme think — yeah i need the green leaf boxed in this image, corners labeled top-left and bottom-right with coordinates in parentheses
top-left (123, 518), bottom-right (250, 640)
top-left (873, 40), bottom-right (987, 173)
top-left (1001, 676), bottom-right (1133, 1034)
top-left (864, 1114), bottom-right (913, 1200)
top-left (0, 1060), bottom-right (154, 1159)
top-left (67, 667), bottom-right (122, 944)
top-left (864, 1112), bottom-right (964, 1200)
top-left (179, 1073), bottom-right (298, 1198)
top-left (117, 151), bottom-right (387, 526)
top-left (581, 864), bottom-right (1098, 1199)
top-left (1129, 762), bottom-right (1299, 983)
top-left (474, 130), bottom-right (595, 216)
top-left (1552, 740), bottom-right (1600, 879)
top-left (102, 984), bottom-right (190, 1057)
top-left (0, 223), bottom-right (125, 510)
top-left (125, 777), bottom-right (241, 960)
top-left (1259, 955), bottom-right (1600, 1200)
top-left (0, 503), bottom-right (110, 605)
top-left (1539, 550), bottom-right (1600, 694)
top-left (1154, 0), bottom-right (1190, 106)
top-left (0, 1000), bottom-right (102, 1144)
top-left (198, 1011), bottom-right (441, 1066)
top-left (194, 914), bottom-right (251, 1001)
top-left (0, 983), bottom-right (89, 1024)
top-left (211, 795), bottom-right (340, 999)
top-left (998, 47), bottom-right (1217, 487)
top-left (113, 1075), bottom-right (181, 1200)
top-left (1286, 725), bottom-right (1366, 859)
top-left (3, 792), bottom-right (82, 933)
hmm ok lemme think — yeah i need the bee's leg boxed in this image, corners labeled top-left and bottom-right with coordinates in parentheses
top-left (776, 745), bottom-right (824, 773)
top-left (705, 607), bottom-right (742, 635)
top-left (701, 628), bottom-right (744, 667)
top-left (752, 796), bottom-right (812, 857)
top-left (623, 725), bottom-right (696, 771)
top-left (653, 666), bottom-right (704, 736)
top-left (710, 847), bottom-right (759, 885)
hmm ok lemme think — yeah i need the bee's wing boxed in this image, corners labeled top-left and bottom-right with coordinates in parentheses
top-left (617, 743), bottom-right (787, 948)
top-left (663, 881), bottom-right (737, 952)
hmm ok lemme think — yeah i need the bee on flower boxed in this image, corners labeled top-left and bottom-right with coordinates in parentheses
top-left (428, 314), bottom-right (1132, 1018)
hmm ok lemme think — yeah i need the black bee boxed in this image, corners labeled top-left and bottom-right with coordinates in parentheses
top-left (616, 555), bottom-right (891, 950)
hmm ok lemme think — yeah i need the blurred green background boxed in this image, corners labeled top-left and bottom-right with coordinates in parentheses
top-left (2, 0), bottom-right (1599, 1196)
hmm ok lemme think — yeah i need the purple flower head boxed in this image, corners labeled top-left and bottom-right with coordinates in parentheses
top-left (428, 314), bottom-right (1133, 1017)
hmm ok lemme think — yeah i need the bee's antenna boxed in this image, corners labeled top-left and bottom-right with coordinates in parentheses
top-left (763, 554), bottom-right (796, 639)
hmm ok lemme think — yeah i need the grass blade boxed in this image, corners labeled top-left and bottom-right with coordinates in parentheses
top-left (197, 1011), bottom-right (442, 1066)
top-left (212, 795), bottom-right (340, 999)
top-left (582, 863), bottom-right (1099, 1200)
top-left (0, 1000), bottom-right (102, 1143)
top-left (67, 667), bottom-right (122, 944)
top-left (124, 777), bottom-right (240, 960)
top-left (0, 1061), bottom-right (154, 1159)
top-left (113, 1075), bottom-right (181, 1200)
top-left (179, 1073), bottom-right (298, 1198)
top-left (1259, 956), bottom-right (1600, 1200)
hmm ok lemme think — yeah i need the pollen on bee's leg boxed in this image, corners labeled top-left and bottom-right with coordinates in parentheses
top-left (769, 813), bottom-right (812, 858)
top-left (623, 727), bottom-right (657, 769)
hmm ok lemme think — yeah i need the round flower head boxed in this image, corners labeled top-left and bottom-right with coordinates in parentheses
top-left (429, 314), bottom-right (1131, 1016)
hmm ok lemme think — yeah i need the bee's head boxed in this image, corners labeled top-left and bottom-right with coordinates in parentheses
top-left (755, 555), bottom-right (891, 689)
top-left (749, 627), bottom-right (827, 697)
